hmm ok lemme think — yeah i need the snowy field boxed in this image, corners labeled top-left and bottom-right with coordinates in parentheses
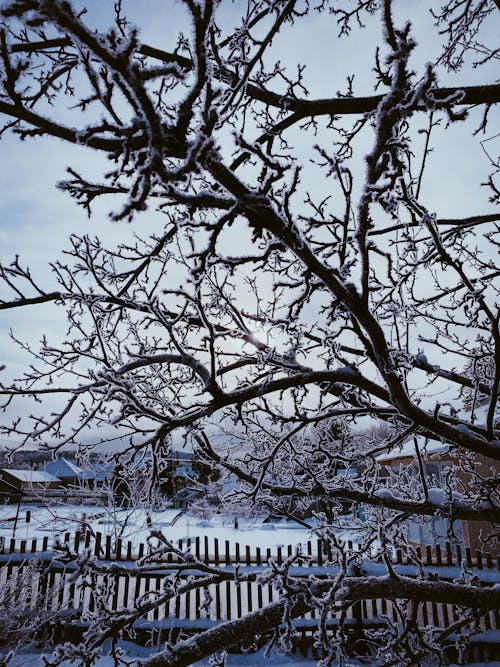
top-left (4, 643), bottom-right (318, 667)
top-left (0, 501), bottom-right (356, 554)
top-left (5, 644), bottom-right (499, 667)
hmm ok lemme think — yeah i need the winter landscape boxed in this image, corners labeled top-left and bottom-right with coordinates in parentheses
top-left (0, 0), bottom-right (499, 665)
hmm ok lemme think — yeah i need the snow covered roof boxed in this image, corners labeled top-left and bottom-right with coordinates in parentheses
top-left (44, 458), bottom-right (84, 478)
top-left (376, 440), bottom-right (450, 463)
top-left (1, 469), bottom-right (61, 483)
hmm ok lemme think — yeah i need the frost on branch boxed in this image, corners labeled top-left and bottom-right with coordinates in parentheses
top-left (0, 0), bottom-right (499, 665)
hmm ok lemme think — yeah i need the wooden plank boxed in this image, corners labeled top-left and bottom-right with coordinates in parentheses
top-left (105, 535), bottom-right (112, 560)
top-left (435, 544), bottom-right (442, 566)
top-left (226, 581), bottom-right (232, 620)
top-left (214, 538), bottom-right (219, 566)
top-left (134, 574), bottom-right (142, 610)
top-left (185, 586), bottom-right (191, 621)
top-left (195, 586), bottom-right (201, 619)
top-left (236, 582), bottom-right (242, 618)
top-left (445, 541), bottom-right (453, 566)
top-left (425, 545), bottom-right (432, 565)
top-left (94, 532), bottom-right (102, 558)
top-left (116, 538), bottom-right (122, 561)
top-left (123, 573), bottom-right (130, 610)
top-left (215, 581), bottom-right (221, 619)
top-left (112, 574), bottom-right (120, 612)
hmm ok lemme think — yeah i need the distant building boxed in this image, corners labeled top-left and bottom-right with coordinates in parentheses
top-left (44, 458), bottom-right (90, 487)
top-left (88, 462), bottom-right (115, 487)
top-left (0, 468), bottom-right (61, 501)
top-left (377, 442), bottom-right (498, 555)
top-left (159, 450), bottom-right (195, 496)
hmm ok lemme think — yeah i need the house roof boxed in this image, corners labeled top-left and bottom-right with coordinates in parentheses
top-left (1, 469), bottom-right (61, 483)
top-left (376, 441), bottom-right (450, 463)
top-left (44, 458), bottom-right (84, 478)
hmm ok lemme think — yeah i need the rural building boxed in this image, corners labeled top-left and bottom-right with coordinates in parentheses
top-left (0, 468), bottom-right (61, 501)
top-left (377, 442), bottom-right (499, 555)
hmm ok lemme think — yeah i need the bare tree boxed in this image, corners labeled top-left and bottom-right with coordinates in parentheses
top-left (0, 0), bottom-right (499, 664)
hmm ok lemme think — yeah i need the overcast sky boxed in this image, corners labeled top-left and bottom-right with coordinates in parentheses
top-left (0, 0), bottom-right (498, 449)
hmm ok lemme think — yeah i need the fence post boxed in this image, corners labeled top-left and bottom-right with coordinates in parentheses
top-left (214, 538), bottom-right (219, 565)
top-left (105, 535), bottom-right (112, 560)
top-left (317, 539), bottom-right (323, 566)
top-left (94, 531), bottom-right (102, 558)
top-left (85, 531), bottom-right (91, 549)
top-left (435, 544), bottom-right (442, 566)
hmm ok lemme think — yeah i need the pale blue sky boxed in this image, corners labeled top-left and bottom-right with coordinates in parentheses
top-left (0, 0), bottom-right (498, 447)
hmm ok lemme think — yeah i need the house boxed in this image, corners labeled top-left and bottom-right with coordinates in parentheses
top-left (159, 450), bottom-right (195, 496)
top-left (0, 468), bottom-right (61, 501)
top-left (88, 461), bottom-right (115, 487)
top-left (43, 457), bottom-right (98, 488)
top-left (377, 440), bottom-right (499, 555)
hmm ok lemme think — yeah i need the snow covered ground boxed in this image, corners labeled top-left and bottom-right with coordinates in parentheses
top-left (4, 643), bottom-right (318, 667)
top-left (0, 501), bottom-right (358, 555)
top-left (4, 644), bottom-right (499, 667)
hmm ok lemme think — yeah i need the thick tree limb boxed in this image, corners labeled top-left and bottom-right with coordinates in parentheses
top-left (139, 576), bottom-right (500, 667)
top-left (8, 38), bottom-right (500, 118)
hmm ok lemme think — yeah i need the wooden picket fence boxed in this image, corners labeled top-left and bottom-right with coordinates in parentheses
top-left (2, 529), bottom-right (499, 568)
top-left (1, 532), bottom-right (499, 660)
